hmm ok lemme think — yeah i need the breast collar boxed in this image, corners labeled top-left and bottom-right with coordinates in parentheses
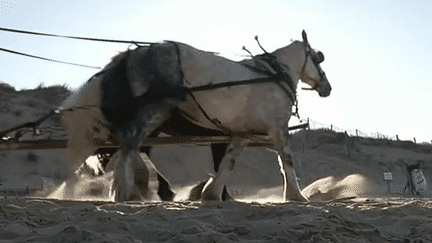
top-left (242, 53), bottom-right (297, 104)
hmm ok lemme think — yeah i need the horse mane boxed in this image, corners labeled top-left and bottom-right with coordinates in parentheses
top-left (105, 50), bottom-right (131, 70)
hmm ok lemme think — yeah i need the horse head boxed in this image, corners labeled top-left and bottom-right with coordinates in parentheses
top-left (299, 30), bottom-right (331, 97)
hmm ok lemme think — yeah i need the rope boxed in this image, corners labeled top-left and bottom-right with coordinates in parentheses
top-left (0, 104), bottom-right (102, 139)
top-left (0, 47), bottom-right (102, 69)
top-left (0, 27), bottom-right (154, 45)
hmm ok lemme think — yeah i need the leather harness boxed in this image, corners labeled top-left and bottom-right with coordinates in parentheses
top-left (170, 42), bottom-right (310, 133)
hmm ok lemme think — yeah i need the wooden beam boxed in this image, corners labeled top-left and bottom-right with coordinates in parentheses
top-left (0, 136), bottom-right (272, 151)
top-left (0, 123), bottom-right (308, 151)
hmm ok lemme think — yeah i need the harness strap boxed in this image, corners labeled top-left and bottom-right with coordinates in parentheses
top-left (170, 42), bottom-right (299, 132)
top-left (186, 93), bottom-right (233, 135)
top-left (170, 42), bottom-right (233, 134)
top-left (188, 76), bottom-right (284, 92)
top-left (256, 54), bottom-right (297, 101)
top-left (1, 43), bottom-right (302, 138)
top-left (186, 55), bottom-right (297, 103)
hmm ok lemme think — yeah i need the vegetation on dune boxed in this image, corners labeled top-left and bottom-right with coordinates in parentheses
top-left (0, 81), bottom-right (16, 93)
top-left (0, 81), bottom-right (72, 132)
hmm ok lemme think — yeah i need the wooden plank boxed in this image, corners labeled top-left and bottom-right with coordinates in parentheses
top-left (0, 139), bottom-right (68, 151)
top-left (0, 123), bottom-right (309, 151)
top-left (0, 136), bottom-right (272, 151)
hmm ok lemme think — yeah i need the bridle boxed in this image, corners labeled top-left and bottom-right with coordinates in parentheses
top-left (300, 43), bottom-right (326, 92)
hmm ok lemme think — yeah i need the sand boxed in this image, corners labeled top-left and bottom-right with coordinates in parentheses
top-left (2, 85), bottom-right (432, 242)
top-left (1, 196), bottom-right (432, 242)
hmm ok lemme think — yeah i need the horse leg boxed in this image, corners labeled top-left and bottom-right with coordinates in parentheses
top-left (210, 143), bottom-right (235, 201)
top-left (201, 140), bottom-right (245, 201)
top-left (140, 146), bottom-right (175, 201)
top-left (188, 143), bottom-right (233, 201)
top-left (105, 145), bottom-right (175, 201)
top-left (130, 151), bottom-right (152, 200)
top-left (104, 150), bottom-right (151, 200)
top-left (156, 173), bottom-right (175, 201)
top-left (64, 131), bottom-right (98, 199)
top-left (272, 127), bottom-right (307, 202)
top-left (111, 102), bottom-right (172, 202)
top-left (211, 143), bottom-right (229, 172)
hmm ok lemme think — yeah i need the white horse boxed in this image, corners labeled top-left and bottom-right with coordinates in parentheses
top-left (61, 30), bottom-right (331, 202)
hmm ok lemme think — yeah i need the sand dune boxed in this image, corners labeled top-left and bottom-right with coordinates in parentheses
top-left (2, 85), bottom-right (432, 242)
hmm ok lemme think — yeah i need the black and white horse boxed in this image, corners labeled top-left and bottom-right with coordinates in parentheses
top-left (60, 30), bottom-right (331, 202)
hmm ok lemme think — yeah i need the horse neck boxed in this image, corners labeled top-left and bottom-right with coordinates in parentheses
top-left (271, 41), bottom-right (306, 89)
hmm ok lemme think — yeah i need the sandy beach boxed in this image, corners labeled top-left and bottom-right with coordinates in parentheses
top-left (2, 85), bottom-right (432, 242)
top-left (1, 196), bottom-right (432, 242)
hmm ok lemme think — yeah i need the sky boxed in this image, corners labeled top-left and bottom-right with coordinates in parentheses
top-left (1, 0), bottom-right (431, 143)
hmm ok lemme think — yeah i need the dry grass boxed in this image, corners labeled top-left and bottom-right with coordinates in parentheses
top-left (20, 82), bottom-right (72, 106)
top-left (0, 81), bottom-right (16, 93)
top-left (0, 82), bottom-right (72, 134)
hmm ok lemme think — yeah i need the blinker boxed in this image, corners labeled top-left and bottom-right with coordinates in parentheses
top-left (317, 51), bottom-right (324, 63)
top-left (313, 51), bottom-right (324, 64)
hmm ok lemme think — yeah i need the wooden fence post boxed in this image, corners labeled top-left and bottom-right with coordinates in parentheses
top-left (302, 132), bottom-right (305, 153)
top-left (344, 131), bottom-right (351, 159)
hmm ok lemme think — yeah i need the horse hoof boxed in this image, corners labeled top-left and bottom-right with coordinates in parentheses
top-left (115, 190), bottom-right (132, 202)
top-left (201, 177), bottom-right (223, 201)
top-left (158, 189), bottom-right (175, 201)
top-left (156, 173), bottom-right (176, 201)
top-left (187, 180), bottom-right (208, 201)
top-left (113, 178), bottom-right (134, 202)
top-left (286, 193), bottom-right (308, 202)
top-left (193, 180), bottom-right (235, 202)
top-left (221, 186), bottom-right (235, 201)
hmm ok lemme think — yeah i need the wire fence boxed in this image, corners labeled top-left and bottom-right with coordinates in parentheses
top-left (303, 118), bottom-right (430, 144)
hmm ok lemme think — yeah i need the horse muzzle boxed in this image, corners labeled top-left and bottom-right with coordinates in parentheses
top-left (301, 78), bottom-right (331, 97)
top-left (316, 75), bottom-right (331, 97)
top-left (318, 84), bottom-right (331, 97)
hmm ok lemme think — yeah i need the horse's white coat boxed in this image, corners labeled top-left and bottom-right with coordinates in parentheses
top-left (170, 39), bottom-right (329, 201)
top-left (60, 74), bottom-right (109, 178)
top-left (62, 32), bottom-right (331, 202)
top-left (176, 42), bottom-right (306, 134)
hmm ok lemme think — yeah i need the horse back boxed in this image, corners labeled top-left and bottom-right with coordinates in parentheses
top-left (100, 42), bottom-right (185, 128)
top-left (173, 43), bottom-right (293, 134)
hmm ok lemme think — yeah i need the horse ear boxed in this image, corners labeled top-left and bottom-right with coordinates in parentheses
top-left (302, 30), bottom-right (309, 45)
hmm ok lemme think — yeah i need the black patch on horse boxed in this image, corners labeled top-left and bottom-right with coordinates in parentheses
top-left (100, 43), bottom-right (186, 130)
top-left (100, 51), bottom-right (139, 128)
